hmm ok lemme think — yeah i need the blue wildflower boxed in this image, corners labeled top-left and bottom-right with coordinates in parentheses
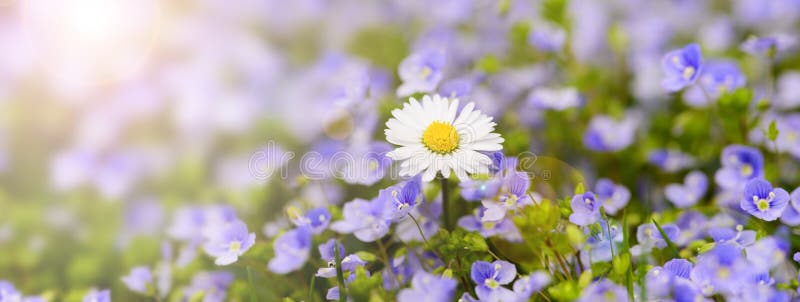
top-left (576, 280), bottom-right (627, 302)
top-left (584, 220), bottom-right (623, 263)
top-left (569, 192), bottom-right (601, 226)
top-left (380, 176), bottom-right (422, 221)
top-left (396, 48), bottom-right (445, 97)
top-left (183, 271), bottom-right (234, 302)
top-left (708, 225), bottom-right (756, 248)
top-left (665, 170), bottom-right (708, 209)
top-left (83, 289), bottom-right (110, 302)
top-left (288, 207), bottom-right (331, 235)
top-left (740, 178), bottom-right (789, 221)
top-left (595, 179), bottom-right (630, 215)
top-left (331, 197), bottom-right (392, 242)
top-left (203, 219), bottom-right (256, 266)
top-left (268, 227), bottom-right (312, 274)
top-left (470, 260), bottom-right (517, 302)
top-left (715, 145), bottom-right (764, 191)
top-left (396, 196), bottom-right (441, 243)
top-left (512, 271), bottom-right (551, 300)
top-left (683, 60), bottom-right (746, 108)
top-left (648, 149), bottom-right (695, 172)
top-left (583, 112), bottom-right (640, 152)
top-left (528, 22), bottom-right (567, 53)
top-left (631, 223), bottom-right (680, 256)
top-left (0, 281), bottom-right (21, 301)
top-left (121, 266), bottom-right (153, 295)
top-left (482, 171), bottom-right (533, 222)
top-left (690, 243), bottom-right (750, 295)
top-left (785, 188), bottom-right (800, 226)
top-left (741, 34), bottom-right (797, 57)
top-left (661, 43), bottom-right (703, 92)
top-left (458, 207), bottom-right (522, 242)
top-left (526, 87), bottom-right (583, 111)
top-left (397, 272), bottom-right (457, 302)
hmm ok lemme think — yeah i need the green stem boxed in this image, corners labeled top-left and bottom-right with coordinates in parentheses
top-left (334, 241), bottom-right (347, 302)
top-left (441, 176), bottom-right (451, 231)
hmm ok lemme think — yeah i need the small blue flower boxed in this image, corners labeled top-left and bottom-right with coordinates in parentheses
top-left (268, 227), bottom-right (312, 274)
top-left (121, 266), bottom-right (153, 295)
top-left (715, 145), bottom-right (764, 191)
top-left (380, 176), bottom-right (422, 221)
top-left (528, 22), bottom-right (567, 53)
top-left (83, 289), bottom-right (110, 302)
top-left (646, 258), bottom-right (693, 299)
top-left (397, 48), bottom-right (446, 97)
top-left (648, 149), bottom-right (695, 172)
top-left (458, 207), bottom-right (522, 242)
top-left (708, 226), bottom-right (756, 249)
top-left (397, 272), bottom-right (457, 302)
top-left (665, 170), bottom-right (708, 209)
top-left (576, 280), bottom-right (627, 302)
top-left (184, 271), bottom-right (234, 302)
top-left (0, 281), bottom-right (22, 301)
top-left (684, 60), bottom-right (746, 108)
top-left (740, 34), bottom-right (797, 57)
top-left (690, 243), bottom-right (749, 295)
top-left (569, 192), bottom-right (601, 226)
top-left (584, 220), bottom-right (623, 263)
top-left (482, 171), bottom-right (533, 222)
top-left (288, 207), bottom-right (331, 235)
top-left (526, 87), bottom-right (584, 111)
top-left (595, 179), bottom-right (630, 215)
top-left (740, 178), bottom-right (789, 221)
top-left (583, 113), bottom-right (639, 152)
top-left (331, 197), bottom-right (392, 242)
top-left (661, 43), bottom-right (703, 92)
top-left (470, 260), bottom-right (517, 302)
top-left (631, 223), bottom-right (679, 256)
top-left (512, 271), bottom-right (551, 300)
top-left (203, 219), bottom-right (256, 266)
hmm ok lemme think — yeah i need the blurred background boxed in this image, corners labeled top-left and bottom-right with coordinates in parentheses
top-left (1, 0), bottom-right (799, 300)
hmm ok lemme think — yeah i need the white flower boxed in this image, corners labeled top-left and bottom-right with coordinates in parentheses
top-left (384, 94), bottom-right (504, 182)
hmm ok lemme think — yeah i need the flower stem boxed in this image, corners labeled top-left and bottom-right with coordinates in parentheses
top-left (333, 241), bottom-right (347, 302)
top-left (441, 175), bottom-right (451, 231)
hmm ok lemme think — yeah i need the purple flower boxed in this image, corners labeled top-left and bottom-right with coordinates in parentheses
top-left (661, 43), bottom-right (703, 92)
top-left (780, 187), bottom-right (800, 226)
top-left (690, 243), bottom-right (750, 295)
top-left (631, 223), bottom-right (680, 256)
top-left (740, 179), bottom-right (789, 221)
top-left (583, 112), bottom-right (639, 152)
top-left (203, 219), bottom-right (256, 266)
top-left (648, 149), bottom-right (695, 172)
top-left (121, 266), bottom-right (153, 295)
top-left (458, 208), bottom-right (522, 242)
top-left (528, 22), bottom-right (567, 53)
top-left (380, 176), bottom-right (422, 221)
top-left (331, 197), bottom-right (392, 242)
top-left (683, 60), bottom-right (746, 108)
top-left (775, 72), bottom-right (800, 109)
top-left (396, 196), bottom-right (441, 243)
top-left (526, 87), bottom-right (583, 111)
top-left (569, 192), bottom-right (601, 226)
top-left (288, 207), bottom-right (331, 234)
top-left (183, 271), bottom-right (234, 302)
top-left (646, 258), bottom-right (693, 299)
top-left (773, 114), bottom-right (800, 159)
top-left (268, 227), bottom-right (311, 274)
top-left (740, 34), bottom-right (797, 57)
top-left (471, 260), bottom-right (517, 302)
top-left (396, 48), bottom-right (445, 97)
top-left (397, 272), bottom-right (457, 302)
top-left (708, 226), bottom-right (756, 249)
top-left (83, 289), bottom-right (110, 302)
top-left (665, 170), bottom-right (708, 209)
top-left (576, 280), bottom-right (627, 302)
top-left (595, 179), bottom-right (630, 215)
top-left (512, 271), bottom-right (551, 300)
top-left (481, 171), bottom-right (533, 222)
top-left (0, 281), bottom-right (21, 301)
top-left (715, 145), bottom-right (764, 191)
top-left (745, 237), bottom-right (788, 271)
top-left (584, 221), bottom-right (623, 263)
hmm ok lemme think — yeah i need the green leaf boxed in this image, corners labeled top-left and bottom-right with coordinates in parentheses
top-left (548, 280), bottom-right (580, 301)
top-left (652, 219), bottom-right (679, 258)
top-left (574, 182), bottom-right (586, 195)
top-left (767, 120), bottom-right (779, 141)
top-left (247, 267), bottom-right (258, 302)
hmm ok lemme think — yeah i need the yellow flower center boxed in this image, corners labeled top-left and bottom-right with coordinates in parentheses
top-left (740, 164), bottom-right (753, 176)
top-left (683, 66), bottom-right (695, 80)
top-left (229, 241), bottom-right (241, 253)
top-left (756, 199), bottom-right (770, 212)
top-left (422, 121), bottom-right (460, 154)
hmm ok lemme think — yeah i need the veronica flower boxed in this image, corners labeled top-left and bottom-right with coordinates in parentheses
top-left (397, 271), bottom-right (458, 302)
top-left (439, 75), bottom-right (480, 98)
top-left (594, 179), bottom-right (630, 215)
top-left (665, 170), bottom-right (708, 209)
top-left (569, 192), bottom-right (601, 226)
top-left (646, 258), bottom-right (693, 299)
top-left (576, 280), bottom-right (627, 302)
top-left (121, 266), bottom-right (153, 295)
top-left (459, 153), bottom-right (515, 201)
top-left (708, 225), bottom-right (756, 249)
top-left (203, 219), bottom-right (256, 266)
top-left (772, 114), bottom-right (800, 159)
top-left (83, 289), bottom-right (110, 302)
top-left (331, 197), bottom-right (392, 242)
top-left (481, 171), bottom-right (532, 222)
top-left (471, 260), bottom-right (517, 302)
top-left (675, 211), bottom-right (708, 245)
top-left (512, 271), bottom-right (551, 300)
top-left (683, 60), bottom-right (746, 108)
top-left (528, 22), bottom-right (567, 53)
top-left (526, 87), bottom-right (583, 111)
top-left (648, 149), bottom-right (696, 172)
top-left (396, 48), bottom-right (446, 97)
top-left (745, 237), bottom-right (788, 272)
top-left (740, 34), bottom-right (797, 57)
top-left (287, 207), bottom-right (331, 235)
top-left (396, 196), bottom-right (441, 243)
top-left (584, 221), bottom-right (623, 263)
top-left (0, 281), bottom-right (22, 302)
top-left (183, 272), bottom-right (234, 302)
top-left (740, 178), bottom-right (789, 221)
top-left (774, 72), bottom-right (800, 109)
top-left (268, 227), bottom-right (312, 274)
top-left (690, 243), bottom-right (750, 295)
top-left (378, 176), bottom-right (422, 221)
top-left (384, 94), bottom-right (504, 181)
top-left (583, 112), bottom-right (639, 152)
top-left (458, 207), bottom-right (522, 241)
top-left (661, 43), bottom-right (703, 92)
top-left (715, 145), bottom-right (764, 191)
top-left (780, 187), bottom-right (800, 226)
top-left (631, 223), bottom-right (680, 256)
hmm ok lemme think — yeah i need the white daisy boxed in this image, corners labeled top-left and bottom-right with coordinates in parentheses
top-left (384, 94), bottom-right (504, 182)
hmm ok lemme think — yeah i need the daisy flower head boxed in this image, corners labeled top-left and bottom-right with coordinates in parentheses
top-left (384, 94), bottom-right (504, 182)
